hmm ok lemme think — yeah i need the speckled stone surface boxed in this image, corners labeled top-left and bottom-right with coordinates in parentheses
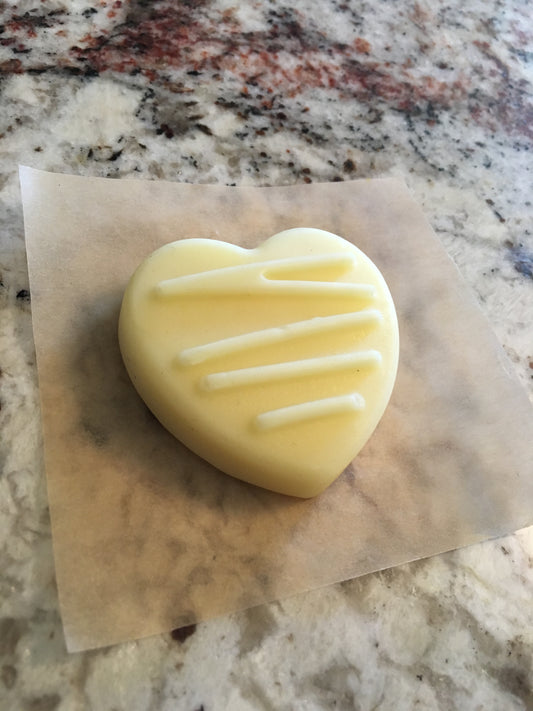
top-left (1, 1), bottom-right (532, 710)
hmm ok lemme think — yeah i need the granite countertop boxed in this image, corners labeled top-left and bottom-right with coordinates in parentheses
top-left (1, 1), bottom-right (532, 710)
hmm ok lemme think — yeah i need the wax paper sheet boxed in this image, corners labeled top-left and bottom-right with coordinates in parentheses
top-left (19, 167), bottom-right (533, 652)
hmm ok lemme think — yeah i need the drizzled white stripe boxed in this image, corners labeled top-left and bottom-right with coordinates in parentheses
top-left (154, 253), bottom-right (374, 298)
top-left (255, 393), bottom-right (366, 430)
top-left (201, 350), bottom-right (382, 391)
top-left (177, 309), bottom-right (382, 365)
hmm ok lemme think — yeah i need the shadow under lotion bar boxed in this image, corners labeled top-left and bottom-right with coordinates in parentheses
top-left (118, 228), bottom-right (399, 497)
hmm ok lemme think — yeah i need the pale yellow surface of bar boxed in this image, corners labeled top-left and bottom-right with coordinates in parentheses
top-left (119, 228), bottom-right (399, 497)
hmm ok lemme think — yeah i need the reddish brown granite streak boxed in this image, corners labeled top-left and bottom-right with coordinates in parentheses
top-left (66, 2), bottom-right (533, 140)
top-left (69, 2), bottom-right (467, 115)
top-left (1, 1), bottom-right (531, 140)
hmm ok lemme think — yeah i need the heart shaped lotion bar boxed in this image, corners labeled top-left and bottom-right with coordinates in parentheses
top-left (118, 228), bottom-right (399, 498)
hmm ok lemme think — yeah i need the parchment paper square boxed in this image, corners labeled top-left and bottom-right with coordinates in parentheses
top-left (20, 167), bottom-right (533, 652)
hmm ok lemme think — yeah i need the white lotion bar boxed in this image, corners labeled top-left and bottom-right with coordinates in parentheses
top-left (118, 228), bottom-right (399, 497)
